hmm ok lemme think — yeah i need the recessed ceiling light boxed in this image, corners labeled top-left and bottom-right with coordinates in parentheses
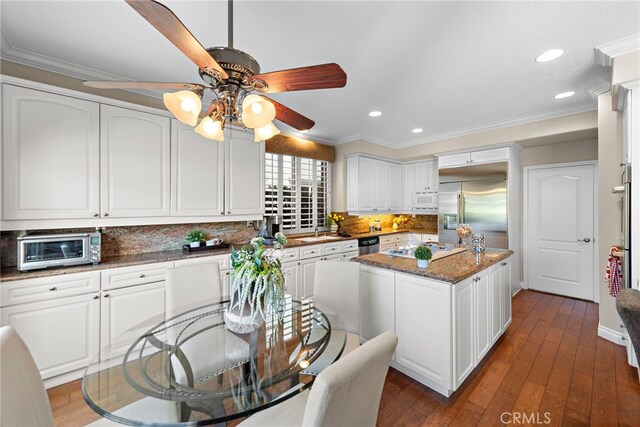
top-left (412, 128), bottom-right (423, 134)
top-left (554, 91), bottom-right (575, 99)
top-left (536, 49), bottom-right (564, 63)
top-left (369, 111), bottom-right (382, 117)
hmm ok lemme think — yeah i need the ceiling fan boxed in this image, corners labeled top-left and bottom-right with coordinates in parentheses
top-left (84, 0), bottom-right (347, 141)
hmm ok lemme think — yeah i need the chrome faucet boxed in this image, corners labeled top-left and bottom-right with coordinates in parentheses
top-left (314, 227), bottom-right (319, 237)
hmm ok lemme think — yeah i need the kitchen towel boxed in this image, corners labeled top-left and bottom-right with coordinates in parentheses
top-left (606, 246), bottom-right (623, 297)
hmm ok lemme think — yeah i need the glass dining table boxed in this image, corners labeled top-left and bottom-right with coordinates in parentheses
top-left (82, 297), bottom-right (345, 425)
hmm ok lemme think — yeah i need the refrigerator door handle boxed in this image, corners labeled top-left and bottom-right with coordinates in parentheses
top-left (457, 193), bottom-right (463, 223)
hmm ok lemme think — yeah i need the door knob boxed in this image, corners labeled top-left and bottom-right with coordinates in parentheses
top-left (578, 238), bottom-right (591, 243)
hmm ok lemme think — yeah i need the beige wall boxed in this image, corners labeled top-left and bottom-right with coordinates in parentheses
top-left (520, 139), bottom-right (598, 167)
top-left (332, 111), bottom-right (598, 211)
top-left (1, 60), bottom-right (165, 110)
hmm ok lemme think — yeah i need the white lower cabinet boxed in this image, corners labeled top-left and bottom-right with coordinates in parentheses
top-left (474, 273), bottom-right (491, 364)
top-left (395, 273), bottom-right (452, 391)
top-left (100, 282), bottom-right (166, 359)
top-left (453, 277), bottom-right (474, 389)
top-left (283, 261), bottom-right (301, 299)
top-left (359, 255), bottom-right (512, 396)
top-left (360, 266), bottom-right (395, 343)
top-left (501, 259), bottom-right (512, 330)
top-left (489, 265), bottom-right (503, 345)
top-left (0, 292), bottom-right (100, 380)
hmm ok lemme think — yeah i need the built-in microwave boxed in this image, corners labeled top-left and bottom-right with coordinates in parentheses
top-left (17, 232), bottom-right (101, 271)
top-left (412, 191), bottom-right (439, 212)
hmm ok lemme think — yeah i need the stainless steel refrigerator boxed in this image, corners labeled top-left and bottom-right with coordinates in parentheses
top-left (612, 164), bottom-right (631, 288)
top-left (438, 162), bottom-right (508, 249)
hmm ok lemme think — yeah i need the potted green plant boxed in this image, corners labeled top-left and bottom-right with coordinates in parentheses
top-left (186, 230), bottom-right (205, 248)
top-left (414, 245), bottom-right (432, 269)
top-left (225, 235), bottom-right (287, 333)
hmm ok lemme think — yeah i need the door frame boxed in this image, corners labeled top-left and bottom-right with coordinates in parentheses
top-left (523, 160), bottom-right (599, 302)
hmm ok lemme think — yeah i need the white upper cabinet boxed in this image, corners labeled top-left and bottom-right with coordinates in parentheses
top-left (438, 147), bottom-right (508, 169)
top-left (2, 85), bottom-right (100, 220)
top-left (224, 130), bottom-right (265, 216)
top-left (171, 120), bottom-right (225, 216)
top-left (346, 155), bottom-right (402, 214)
top-left (373, 160), bottom-right (388, 211)
top-left (402, 159), bottom-right (438, 213)
top-left (100, 105), bottom-right (171, 218)
top-left (387, 163), bottom-right (402, 211)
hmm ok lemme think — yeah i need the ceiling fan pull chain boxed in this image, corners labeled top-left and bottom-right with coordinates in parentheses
top-left (228, 0), bottom-right (234, 48)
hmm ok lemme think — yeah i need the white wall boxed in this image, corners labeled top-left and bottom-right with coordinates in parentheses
top-left (520, 139), bottom-right (598, 167)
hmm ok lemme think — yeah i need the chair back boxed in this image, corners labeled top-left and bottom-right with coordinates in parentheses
top-left (0, 326), bottom-right (54, 427)
top-left (302, 331), bottom-right (397, 427)
top-left (166, 262), bottom-right (222, 315)
top-left (313, 261), bottom-right (360, 334)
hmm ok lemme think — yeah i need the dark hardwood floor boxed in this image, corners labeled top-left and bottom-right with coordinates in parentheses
top-left (48, 290), bottom-right (640, 426)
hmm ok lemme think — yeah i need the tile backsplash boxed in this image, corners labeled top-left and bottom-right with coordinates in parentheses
top-left (338, 213), bottom-right (438, 234)
top-left (0, 222), bottom-right (257, 268)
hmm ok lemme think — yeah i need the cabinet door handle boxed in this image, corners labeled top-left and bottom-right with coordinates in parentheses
top-left (93, 295), bottom-right (99, 300)
top-left (103, 293), bottom-right (110, 298)
top-left (93, 213), bottom-right (99, 217)
top-left (49, 287), bottom-right (57, 291)
top-left (227, 211), bottom-right (231, 214)
top-left (103, 213), bottom-right (109, 217)
top-left (220, 211), bottom-right (224, 215)
top-left (577, 238), bottom-right (591, 243)
top-left (139, 274), bottom-right (146, 278)
top-left (298, 262), bottom-right (301, 265)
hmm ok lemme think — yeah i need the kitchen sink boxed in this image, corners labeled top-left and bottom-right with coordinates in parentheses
top-left (297, 236), bottom-right (342, 242)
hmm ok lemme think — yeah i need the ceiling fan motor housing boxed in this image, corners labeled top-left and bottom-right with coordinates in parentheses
top-left (199, 47), bottom-right (260, 86)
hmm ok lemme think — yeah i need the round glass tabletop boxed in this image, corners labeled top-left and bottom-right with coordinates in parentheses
top-left (82, 297), bottom-right (344, 425)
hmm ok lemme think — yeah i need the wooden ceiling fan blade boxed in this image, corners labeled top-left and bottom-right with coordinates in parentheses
top-left (261, 96), bottom-right (315, 131)
top-left (83, 81), bottom-right (205, 90)
top-left (250, 63), bottom-right (347, 93)
top-left (124, 0), bottom-right (228, 79)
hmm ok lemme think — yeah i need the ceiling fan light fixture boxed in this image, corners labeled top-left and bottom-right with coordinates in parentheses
top-left (254, 122), bottom-right (280, 142)
top-left (195, 116), bottom-right (224, 141)
top-left (163, 90), bottom-right (202, 126)
top-left (242, 95), bottom-right (276, 128)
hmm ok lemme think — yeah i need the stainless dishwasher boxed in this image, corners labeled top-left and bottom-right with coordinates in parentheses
top-left (358, 236), bottom-right (380, 255)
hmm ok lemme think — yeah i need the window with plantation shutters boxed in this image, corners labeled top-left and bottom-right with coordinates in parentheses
top-left (264, 154), bottom-right (331, 234)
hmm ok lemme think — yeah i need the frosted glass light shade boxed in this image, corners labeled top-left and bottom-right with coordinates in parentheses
top-left (194, 117), bottom-right (224, 141)
top-left (242, 95), bottom-right (276, 128)
top-left (254, 121), bottom-right (280, 142)
top-left (163, 90), bottom-right (202, 126)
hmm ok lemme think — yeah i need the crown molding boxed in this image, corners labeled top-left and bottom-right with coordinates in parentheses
top-left (595, 33), bottom-right (640, 67)
top-left (0, 35), bottom-right (162, 100)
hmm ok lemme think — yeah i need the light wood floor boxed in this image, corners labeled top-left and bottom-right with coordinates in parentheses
top-left (48, 290), bottom-right (640, 426)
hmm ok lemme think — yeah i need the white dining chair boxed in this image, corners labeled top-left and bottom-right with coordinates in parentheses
top-left (313, 261), bottom-right (361, 355)
top-left (238, 330), bottom-right (398, 427)
top-left (165, 263), bottom-right (249, 387)
top-left (0, 326), bottom-right (55, 427)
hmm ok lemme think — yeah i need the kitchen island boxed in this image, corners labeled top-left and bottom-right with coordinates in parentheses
top-left (352, 248), bottom-right (513, 396)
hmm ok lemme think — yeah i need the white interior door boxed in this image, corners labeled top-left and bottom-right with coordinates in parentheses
top-left (526, 164), bottom-right (595, 300)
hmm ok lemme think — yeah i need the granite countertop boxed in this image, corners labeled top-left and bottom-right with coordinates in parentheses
top-left (0, 228), bottom-right (438, 282)
top-left (351, 248), bottom-right (513, 284)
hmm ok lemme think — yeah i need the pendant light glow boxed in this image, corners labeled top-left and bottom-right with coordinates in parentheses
top-left (242, 95), bottom-right (276, 128)
top-left (195, 116), bottom-right (224, 141)
top-left (369, 111), bottom-right (382, 117)
top-left (535, 49), bottom-right (564, 63)
top-left (254, 122), bottom-right (280, 142)
top-left (554, 91), bottom-right (575, 99)
top-left (163, 90), bottom-right (202, 126)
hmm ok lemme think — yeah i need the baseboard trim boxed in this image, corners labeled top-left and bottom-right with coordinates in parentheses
top-left (598, 323), bottom-right (626, 345)
top-left (512, 288), bottom-right (521, 297)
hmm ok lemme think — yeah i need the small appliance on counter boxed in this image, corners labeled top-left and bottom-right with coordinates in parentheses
top-left (258, 215), bottom-right (282, 245)
top-left (17, 231), bottom-right (101, 271)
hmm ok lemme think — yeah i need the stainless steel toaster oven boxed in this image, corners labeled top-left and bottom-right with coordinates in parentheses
top-left (17, 232), bottom-right (101, 271)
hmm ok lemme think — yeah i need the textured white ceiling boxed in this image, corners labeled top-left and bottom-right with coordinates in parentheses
top-left (1, 1), bottom-right (639, 146)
